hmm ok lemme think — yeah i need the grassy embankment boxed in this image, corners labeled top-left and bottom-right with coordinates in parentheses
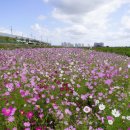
top-left (94, 47), bottom-right (130, 57)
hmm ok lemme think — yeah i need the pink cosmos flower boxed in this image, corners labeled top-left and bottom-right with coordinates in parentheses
top-left (101, 117), bottom-right (104, 124)
top-left (105, 79), bottom-right (113, 86)
top-left (64, 125), bottom-right (76, 130)
top-left (86, 82), bottom-right (93, 89)
top-left (7, 116), bottom-right (15, 122)
top-left (24, 128), bottom-right (30, 130)
top-left (20, 90), bottom-right (29, 97)
top-left (107, 116), bottom-right (114, 125)
top-left (96, 128), bottom-right (104, 130)
top-left (39, 114), bottom-right (44, 119)
top-left (24, 122), bottom-right (30, 127)
top-left (42, 94), bottom-right (46, 98)
top-left (98, 72), bottom-right (105, 78)
top-left (81, 94), bottom-right (87, 100)
top-left (65, 108), bottom-right (72, 116)
top-left (53, 103), bottom-right (58, 110)
top-left (15, 81), bottom-right (20, 88)
top-left (59, 113), bottom-right (64, 120)
top-left (46, 98), bottom-right (50, 103)
top-left (51, 85), bottom-right (55, 90)
top-left (21, 74), bottom-right (27, 83)
top-left (83, 106), bottom-right (91, 113)
top-left (77, 84), bottom-right (80, 88)
top-left (4, 92), bottom-right (10, 96)
top-left (2, 107), bottom-right (16, 117)
top-left (5, 83), bottom-right (14, 91)
top-left (26, 111), bottom-right (33, 119)
top-left (98, 92), bottom-right (103, 97)
top-left (12, 127), bottom-right (17, 130)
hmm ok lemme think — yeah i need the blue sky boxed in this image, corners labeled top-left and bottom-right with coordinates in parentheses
top-left (0, 0), bottom-right (50, 33)
top-left (0, 0), bottom-right (130, 46)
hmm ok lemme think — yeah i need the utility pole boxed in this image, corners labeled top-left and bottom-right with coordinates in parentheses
top-left (47, 37), bottom-right (48, 43)
top-left (30, 33), bottom-right (32, 39)
top-left (10, 26), bottom-right (13, 35)
top-left (41, 36), bottom-right (42, 42)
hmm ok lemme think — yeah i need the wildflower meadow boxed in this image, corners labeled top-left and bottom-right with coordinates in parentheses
top-left (0, 48), bottom-right (130, 130)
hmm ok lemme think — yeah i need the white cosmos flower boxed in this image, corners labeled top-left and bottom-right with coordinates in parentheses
top-left (108, 120), bottom-right (113, 125)
top-left (70, 62), bottom-right (74, 65)
top-left (89, 95), bottom-right (93, 99)
top-left (73, 91), bottom-right (78, 96)
top-left (119, 67), bottom-right (122, 71)
top-left (40, 72), bottom-right (43, 75)
top-left (56, 62), bottom-right (59, 65)
top-left (76, 107), bottom-right (80, 112)
top-left (114, 86), bottom-right (120, 89)
top-left (64, 121), bottom-right (68, 125)
top-left (8, 88), bottom-right (12, 92)
top-left (70, 79), bottom-right (75, 84)
top-left (59, 74), bottom-right (63, 77)
top-left (128, 64), bottom-right (130, 68)
top-left (24, 104), bottom-right (27, 107)
top-left (126, 116), bottom-right (130, 120)
top-left (37, 78), bottom-right (40, 81)
top-left (76, 97), bottom-right (79, 100)
top-left (83, 106), bottom-right (91, 113)
top-left (61, 70), bottom-right (64, 74)
top-left (95, 100), bottom-right (99, 105)
top-left (112, 109), bottom-right (121, 117)
top-left (98, 97), bottom-right (102, 100)
top-left (7, 72), bottom-right (11, 75)
top-left (122, 116), bottom-right (126, 119)
top-left (99, 104), bottom-right (105, 110)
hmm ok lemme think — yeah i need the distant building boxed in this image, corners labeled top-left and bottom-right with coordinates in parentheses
top-left (94, 42), bottom-right (104, 47)
top-left (75, 43), bottom-right (82, 47)
top-left (61, 42), bottom-right (74, 47)
top-left (61, 42), bottom-right (85, 48)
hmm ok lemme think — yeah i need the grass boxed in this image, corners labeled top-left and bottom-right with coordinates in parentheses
top-left (0, 43), bottom-right (51, 50)
top-left (93, 47), bottom-right (130, 57)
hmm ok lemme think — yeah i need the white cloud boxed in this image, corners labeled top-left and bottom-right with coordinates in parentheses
top-left (39, 0), bottom-right (130, 46)
top-left (53, 0), bottom-right (128, 27)
top-left (121, 15), bottom-right (130, 30)
top-left (0, 27), bottom-right (26, 37)
top-left (43, 0), bottom-right (49, 3)
top-left (31, 23), bottom-right (62, 43)
top-left (31, 23), bottom-right (49, 37)
top-left (38, 15), bottom-right (46, 20)
top-left (0, 27), bottom-right (11, 34)
top-left (50, 0), bottom-right (110, 15)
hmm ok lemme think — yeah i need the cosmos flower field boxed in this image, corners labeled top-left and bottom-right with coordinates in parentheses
top-left (0, 48), bottom-right (130, 130)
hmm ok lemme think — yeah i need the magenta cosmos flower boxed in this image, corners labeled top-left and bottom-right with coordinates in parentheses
top-left (35, 127), bottom-right (42, 130)
top-left (2, 106), bottom-right (16, 117)
top-left (26, 111), bottom-right (33, 119)
top-left (107, 116), bottom-right (114, 121)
